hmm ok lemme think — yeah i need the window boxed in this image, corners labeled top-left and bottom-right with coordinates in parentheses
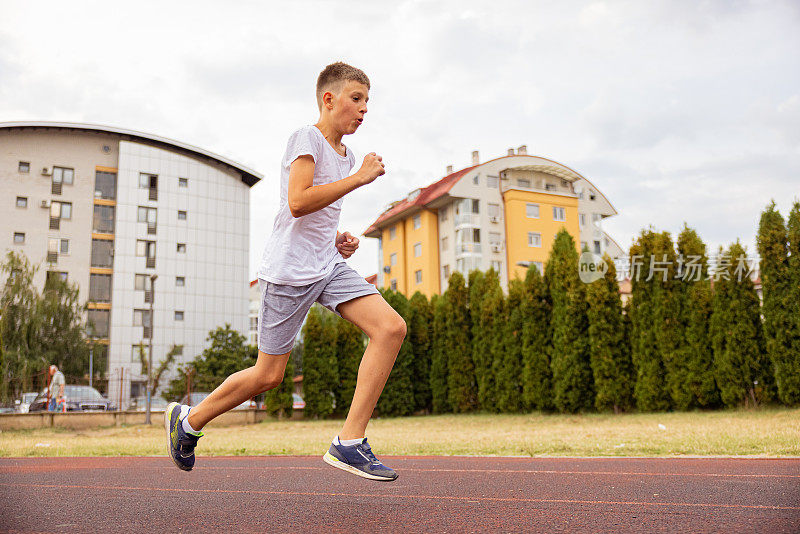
top-left (473, 175), bottom-right (479, 185)
top-left (579, 213), bottom-right (586, 226)
top-left (526, 203), bottom-right (539, 218)
top-left (48, 238), bottom-right (59, 259)
top-left (94, 171), bottom-right (117, 200)
top-left (489, 232), bottom-right (502, 245)
top-left (441, 236), bottom-right (448, 251)
top-left (533, 261), bottom-right (543, 274)
top-left (91, 239), bottom-right (114, 267)
top-left (133, 309), bottom-right (151, 326)
top-left (491, 260), bottom-right (502, 272)
top-left (389, 226), bottom-right (396, 240)
top-left (592, 213), bottom-right (601, 223)
top-left (414, 243), bottom-right (422, 257)
top-left (177, 243), bottom-right (186, 253)
top-left (137, 206), bottom-right (157, 233)
top-left (594, 240), bottom-right (601, 254)
top-left (89, 274), bottom-right (112, 302)
top-left (13, 232), bottom-right (24, 244)
top-left (178, 210), bottom-right (187, 221)
top-left (589, 190), bottom-right (597, 201)
top-left (390, 279), bottom-right (397, 291)
top-left (439, 207), bottom-right (448, 222)
top-left (16, 197), bottom-right (27, 208)
top-left (176, 276), bottom-right (185, 287)
top-left (93, 205), bottom-right (115, 233)
top-left (553, 206), bottom-right (566, 222)
top-left (488, 203), bottom-right (500, 217)
top-left (135, 274), bottom-right (152, 291)
top-left (139, 173), bottom-right (158, 200)
top-left (18, 161), bottom-right (30, 173)
top-left (46, 271), bottom-right (68, 284)
top-left (88, 309), bottom-right (109, 338)
top-left (131, 344), bottom-right (147, 363)
top-left (472, 228), bottom-right (481, 242)
top-left (472, 199), bottom-right (479, 214)
top-left (178, 177), bottom-right (188, 188)
top-left (60, 239), bottom-right (69, 254)
top-left (390, 253), bottom-right (397, 266)
top-left (53, 166), bottom-right (74, 185)
top-left (487, 176), bottom-right (498, 188)
top-left (577, 189), bottom-right (584, 200)
top-left (136, 240), bottom-right (156, 267)
top-left (412, 214), bottom-right (420, 229)
top-left (518, 178), bottom-right (530, 188)
top-left (175, 311), bottom-right (184, 321)
top-left (581, 241), bottom-right (588, 250)
top-left (52, 201), bottom-right (72, 220)
top-left (415, 270), bottom-right (422, 284)
top-left (442, 265), bottom-right (450, 279)
top-left (528, 232), bottom-right (542, 247)
top-left (250, 316), bottom-right (258, 330)
top-left (545, 183), bottom-right (556, 191)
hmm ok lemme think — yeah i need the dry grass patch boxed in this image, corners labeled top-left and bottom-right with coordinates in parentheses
top-left (1, 408), bottom-right (798, 458)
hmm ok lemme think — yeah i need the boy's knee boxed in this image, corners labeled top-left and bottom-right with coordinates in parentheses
top-left (388, 315), bottom-right (407, 341)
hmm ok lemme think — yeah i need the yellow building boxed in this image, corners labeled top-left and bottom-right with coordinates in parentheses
top-left (363, 147), bottom-right (621, 296)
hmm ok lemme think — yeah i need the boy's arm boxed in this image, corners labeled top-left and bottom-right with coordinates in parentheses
top-left (288, 153), bottom-right (385, 218)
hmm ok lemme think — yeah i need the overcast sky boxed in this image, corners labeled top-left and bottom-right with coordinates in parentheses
top-left (2, 0), bottom-right (798, 279)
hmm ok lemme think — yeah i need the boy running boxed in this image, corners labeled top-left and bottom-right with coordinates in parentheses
top-left (165, 62), bottom-right (406, 481)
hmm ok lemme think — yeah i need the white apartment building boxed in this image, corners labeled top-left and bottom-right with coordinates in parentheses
top-left (0, 122), bottom-right (261, 407)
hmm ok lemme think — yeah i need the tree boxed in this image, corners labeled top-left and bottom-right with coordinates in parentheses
top-left (408, 291), bottom-right (433, 413)
top-left (376, 289), bottom-right (415, 417)
top-left (429, 294), bottom-right (450, 413)
top-left (629, 229), bottom-right (672, 411)
top-left (710, 242), bottom-right (772, 408)
top-left (333, 316), bottom-right (363, 417)
top-left (38, 274), bottom-right (92, 382)
top-left (301, 305), bottom-right (339, 418)
top-left (676, 225), bottom-right (718, 408)
top-left (137, 342), bottom-right (180, 398)
top-left (758, 201), bottom-right (800, 405)
top-left (445, 272), bottom-right (477, 412)
top-left (546, 230), bottom-right (593, 413)
top-left (586, 254), bottom-right (633, 412)
top-left (481, 269), bottom-right (505, 412)
top-left (496, 278), bottom-right (523, 413)
top-left (468, 270), bottom-right (491, 409)
top-left (520, 264), bottom-right (552, 411)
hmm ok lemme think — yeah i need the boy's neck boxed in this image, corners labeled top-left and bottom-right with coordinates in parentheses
top-left (314, 120), bottom-right (345, 150)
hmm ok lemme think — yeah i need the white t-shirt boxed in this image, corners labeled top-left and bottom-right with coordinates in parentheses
top-left (258, 125), bottom-right (356, 286)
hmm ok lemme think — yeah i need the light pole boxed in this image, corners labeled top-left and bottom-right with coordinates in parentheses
top-left (145, 274), bottom-right (158, 424)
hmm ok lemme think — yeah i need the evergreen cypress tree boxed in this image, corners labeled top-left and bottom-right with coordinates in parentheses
top-left (520, 264), bottom-right (552, 411)
top-left (676, 225), bottom-right (719, 408)
top-left (376, 289), bottom-right (415, 417)
top-left (262, 356), bottom-right (294, 418)
top-left (408, 291), bottom-right (433, 413)
top-left (429, 294), bottom-right (450, 413)
top-left (785, 202), bottom-right (800, 404)
top-left (333, 316), bottom-right (363, 417)
top-left (710, 242), bottom-right (771, 407)
top-left (468, 270), bottom-right (490, 410)
top-left (496, 277), bottom-right (523, 412)
top-left (629, 229), bottom-right (671, 411)
top-left (586, 254), bottom-right (633, 412)
top-left (300, 305), bottom-right (339, 418)
top-left (481, 269), bottom-right (505, 412)
top-left (445, 272), bottom-right (478, 412)
top-left (545, 230), bottom-right (593, 413)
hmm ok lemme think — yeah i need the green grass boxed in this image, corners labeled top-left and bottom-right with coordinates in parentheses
top-left (1, 408), bottom-right (798, 458)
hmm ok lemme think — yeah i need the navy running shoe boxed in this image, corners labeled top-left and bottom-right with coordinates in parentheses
top-left (323, 438), bottom-right (398, 481)
top-left (165, 402), bottom-right (202, 471)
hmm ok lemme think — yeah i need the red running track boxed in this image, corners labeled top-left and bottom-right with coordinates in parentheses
top-left (1, 456), bottom-right (798, 533)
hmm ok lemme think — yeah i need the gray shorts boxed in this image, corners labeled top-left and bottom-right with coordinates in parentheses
top-left (258, 262), bottom-right (379, 355)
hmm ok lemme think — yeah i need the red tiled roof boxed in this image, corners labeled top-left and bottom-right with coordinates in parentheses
top-left (365, 274), bottom-right (378, 286)
top-left (250, 279), bottom-right (258, 287)
top-left (362, 165), bottom-right (478, 236)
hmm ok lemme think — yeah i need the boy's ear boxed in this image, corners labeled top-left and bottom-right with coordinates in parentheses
top-left (322, 90), bottom-right (334, 110)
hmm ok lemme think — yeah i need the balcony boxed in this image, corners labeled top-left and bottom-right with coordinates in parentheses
top-left (454, 213), bottom-right (480, 228)
top-left (146, 257), bottom-right (156, 269)
top-left (456, 242), bottom-right (482, 255)
top-left (49, 217), bottom-right (60, 230)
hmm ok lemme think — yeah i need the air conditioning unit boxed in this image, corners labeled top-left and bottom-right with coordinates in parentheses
top-left (491, 244), bottom-right (502, 253)
top-left (489, 216), bottom-right (499, 223)
top-left (41, 167), bottom-right (52, 176)
top-left (383, 265), bottom-right (391, 274)
top-left (41, 200), bottom-right (51, 208)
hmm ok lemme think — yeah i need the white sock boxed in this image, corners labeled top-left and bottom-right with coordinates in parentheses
top-left (336, 435), bottom-right (364, 446)
top-left (181, 410), bottom-right (202, 436)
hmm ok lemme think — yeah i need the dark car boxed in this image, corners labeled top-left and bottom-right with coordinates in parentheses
top-left (28, 385), bottom-right (116, 412)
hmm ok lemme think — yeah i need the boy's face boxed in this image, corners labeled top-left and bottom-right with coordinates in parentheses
top-left (329, 80), bottom-right (369, 135)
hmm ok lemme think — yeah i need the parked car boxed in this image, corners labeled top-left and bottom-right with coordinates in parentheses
top-left (292, 393), bottom-right (305, 410)
top-left (28, 385), bottom-right (116, 412)
top-left (180, 392), bottom-right (256, 410)
top-left (130, 395), bottom-right (170, 412)
top-left (15, 392), bottom-right (38, 413)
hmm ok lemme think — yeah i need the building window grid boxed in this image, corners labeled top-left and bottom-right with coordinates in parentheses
top-left (526, 203), bottom-right (539, 218)
top-left (528, 232), bottom-right (542, 247)
top-left (553, 206), bottom-right (566, 222)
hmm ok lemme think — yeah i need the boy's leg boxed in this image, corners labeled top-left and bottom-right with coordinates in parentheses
top-left (186, 350), bottom-right (291, 431)
top-left (335, 293), bottom-right (406, 439)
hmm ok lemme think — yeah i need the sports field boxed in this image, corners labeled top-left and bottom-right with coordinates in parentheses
top-left (1, 408), bottom-right (798, 458)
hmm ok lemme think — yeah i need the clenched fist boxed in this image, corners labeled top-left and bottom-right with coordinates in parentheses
top-left (357, 152), bottom-right (385, 185)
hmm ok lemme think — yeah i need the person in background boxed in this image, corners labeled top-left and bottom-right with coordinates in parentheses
top-left (48, 365), bottom-right (65, 412)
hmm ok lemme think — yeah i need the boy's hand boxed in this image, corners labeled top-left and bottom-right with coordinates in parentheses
top-left (357, 153), bottom-right (385, 185)
top-left (336, 231), bottom-right (359, 259)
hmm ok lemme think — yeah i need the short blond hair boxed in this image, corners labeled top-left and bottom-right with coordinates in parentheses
top-left (316, 62), bottom-right (370, 109)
